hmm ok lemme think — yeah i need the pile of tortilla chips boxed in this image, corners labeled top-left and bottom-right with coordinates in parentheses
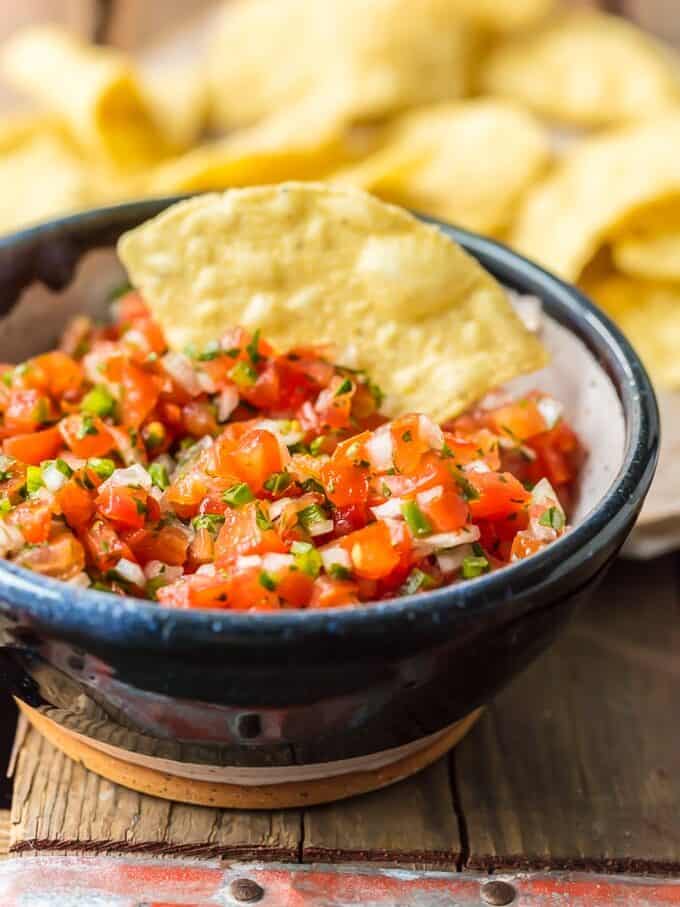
top-left (2, 2), bottom-right (680, 392)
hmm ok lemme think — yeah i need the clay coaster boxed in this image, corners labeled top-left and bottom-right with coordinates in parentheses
top-left (16, 699), bottom-right (482, 809)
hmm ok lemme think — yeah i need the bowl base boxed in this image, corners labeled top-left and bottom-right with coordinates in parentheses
top-left (15, 699), bottom-right (483, 809)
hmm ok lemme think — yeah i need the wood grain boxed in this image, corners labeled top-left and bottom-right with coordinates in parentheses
top-left (10, 726), bottom-right (301, 858)
top-left (455, 554), bottom-right (680, 873)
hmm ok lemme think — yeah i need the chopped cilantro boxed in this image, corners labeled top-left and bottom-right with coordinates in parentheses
top-left (76, 414), bottom-right (99, 439)
top-left (191, 513), bottom-right (225, 533)
top-left (380, 481), bottom-right (392, 498)
top-left (263, 471), bottom-right (291, 495)
top-left (246, 329), bottom-right (262, 365)
top-left (453, 471), bottom-right (480, 502)
top-left (197, 340), bottom-right (221, 361)
top-left (223, 483), bottom-right (254, 508)
top-left (328, 563), bottom-right (352, 581)
top-left (334, 378), bottom-right (353, 396)
top-left (259, 570), bottom-right (277, 591)
top-left (149, 462), bottom-right (170, 491)
top-left (538, 506), bottom-right (565, 531)
top-left (401, 430), bottom-right (413, 443)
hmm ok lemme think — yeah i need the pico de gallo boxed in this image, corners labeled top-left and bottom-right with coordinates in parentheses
top-left (0, 290), bottom-right (584, 610)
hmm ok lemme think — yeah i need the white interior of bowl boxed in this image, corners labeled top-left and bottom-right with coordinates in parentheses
top-left (0, 249), bottom-right (626, 527)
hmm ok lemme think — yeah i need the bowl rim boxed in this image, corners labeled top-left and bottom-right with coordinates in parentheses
top-left (0, 198), bottom-right (659, 649)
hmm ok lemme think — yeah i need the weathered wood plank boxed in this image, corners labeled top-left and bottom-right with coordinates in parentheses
top-left (455, 555), bottom-right (680, 873)
top-left (302, 757), bottom-right (461, 869)
top-left (10, 725), bottom-right (301, 859)
top-left (0, 811), bottom-right (9, 857)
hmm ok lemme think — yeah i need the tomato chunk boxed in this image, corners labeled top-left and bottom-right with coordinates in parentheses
top-left (4, 426), bottom-right (63, 465)
top-left (339, 521), bottom-right (401, 580)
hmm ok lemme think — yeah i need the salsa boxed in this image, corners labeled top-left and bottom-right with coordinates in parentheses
top-left (0, 291), bottom-right (584, 610)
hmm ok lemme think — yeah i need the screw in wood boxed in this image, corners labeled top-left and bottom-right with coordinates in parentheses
top-left (480, 879), bottom-right (516, 905)
top-left (230, 877), bottom-right (265, 902)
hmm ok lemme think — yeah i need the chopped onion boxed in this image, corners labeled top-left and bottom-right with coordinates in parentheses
top-left (531, 477), bottom-right (560, 507)
top-left (365, 427), bottom-right (393, 471)
top-left (161, 351), bottom-right (202, 396)
top-left (195, 563), bottom-right (216, 576)
top-left (269, 496), bottom-right (296, 520)
top-left (256, 418), bottom-right (304, 446)
top-left (217, 385), bottom-right (239, 422)
top-left (262, 553), bottom-right (295, 572)
top-left (100, 463), bottom-right (151, 492)
top-left (68, 571), bottom-right (92, 588)
top-left (42, 462), bottom-right (69, 492)
top-left (462, 459), bottom-right (491, 474)
top-left (113, 558), bottom-right (146, 587)
top-left (536, 395), bottom-right (563, 430)
top-left (417, 485), bottom-right (443, 506)
top-left (437, 544), bottom-right (474, 574)
top-left (236, 555), bottom-right (263, 570)
top-left (320, 545), bottom-right (352, 571)
top-left (418, 415), bottom-right (444, 450)
top-left (308, 518), bottom-right (334, 537)
top-left (197, 370), bottom-right (218, 394)
top-left (371, 497), bottom-right (404, 519)
top-left (414, 525), bottom-right (480, 557)
top-left (498, 435), bottom-right (537, 460)
top-left (384, 517), bottom-right (407, 546)
top-left (0, 522), bottom-right (25, 557)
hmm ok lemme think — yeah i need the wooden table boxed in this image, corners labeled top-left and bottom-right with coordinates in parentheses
top-left (2, 553), bottom-right (678, 874)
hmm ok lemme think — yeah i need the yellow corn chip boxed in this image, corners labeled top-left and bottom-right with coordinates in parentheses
top-left (334, 100), bottom-right (551, 236)
top-left (118, 184), bottom-right (547, 421)
top-left (0, 132), bottom-right (92, 235)
top-left (481, 11), bottom-right (680, 129)
top-left (141, 62), bottom-right (208, 152)
top-left (2, 26), bottom-right (169, 172)
top-left (452, 0), bottom-right (554, 31)
top-left (511, 115), bottom-right (680, 281)
top-left (611, 201), bottom-right (680, 282)
top-left (584, 273), bottom-right (680, 388)
top-left (147, 98), bottom-right (348, 194)
top-left (208, 0), bottom-right (472, 130)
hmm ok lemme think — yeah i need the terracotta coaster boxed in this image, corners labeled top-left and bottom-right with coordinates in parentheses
top-left (16, 699), bottom-right (483, 809)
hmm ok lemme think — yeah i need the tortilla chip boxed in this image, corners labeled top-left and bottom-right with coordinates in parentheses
top-left (452, 0), bottom-right (553, 32)
top-left (0, 132), bottom-right (92, 235)
top-left (611, 201), bottom-right (680, 282)
top-left (334, 100), bottom-right (551, 236)
top-left (208, 0), bottom-right (472, 130)
top-left (118, 184), bottom-right (547, 421)
top-left (147, 98), bottom-right (349, 194)
top-left (480, 11), bottom-right (680, 129)
top-left (2, 26), bottom-right (169, 172)
top-left (583, 273), bottom-right (680, 388)
top-left (141, 62), bottom-right (208, 152)
top-left (511, 115), bottom-right (680, 281)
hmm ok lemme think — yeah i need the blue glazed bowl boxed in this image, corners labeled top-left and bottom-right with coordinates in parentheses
top-left (0, 199), bottom-right (659, 780)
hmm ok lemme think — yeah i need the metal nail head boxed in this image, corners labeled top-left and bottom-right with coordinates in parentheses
top-left (481, 879), bottom-right (516, 905)
top-left (230, 877), bottom-right (264, 902)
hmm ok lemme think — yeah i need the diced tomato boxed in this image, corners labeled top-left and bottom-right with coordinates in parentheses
top-left (391, 414), bottom-right (434, 474)
top-left (56, 479), bottom-right (96, 530)
top-left (117, 290), bottom-right (151, 323)
top-left (510, 531), bottom-right (544, 561)
top-left (214, 501), bottom-right (286, 564)
top-left (123, 522), bottom-right (191, 566)
top-left (30, 352), bottom-right (84, 397)
top-left (122, 318), bottom-right (166, 357)
top-left (240, 362), bottom-right (281, 410)
top-left (310, 576), bottom-right (360, 608)
top-left (59, 414), bottom-right (114, 458)
top-left (182, 399), bottom-right (219, 438)
top-left (166, 468), bottom-right (210, 519)
top-left (10, 499), bottom-right (52, 544)
top-left (14, 527), bottom-right (85, 579)
top-left (4, 426), bottom-right (63, 465)
top-left (4, 388), bottom-right (54, 434)
top-left (332, 502), bottom-right (370, 537)
top-left (273, 567), bottom-right (314, 607)
top-left (490, 400), bottom-right (546, 443)
top-left (96, 485), bottom-right (149, 531)
top-left (417, 486), bottom-right (468, 533)
top-left (80, 517), bottom-right (133, 572)
top-left (527, 421), bottom-right (584, 490)
top-left (467, 471), bottom-right (530, 521)
top-left (339, 520), bottom-right (401, 580)
top-left (120, 361), bottom-right (161, 429)
top-left (220, 429), bottom-right (283, 493)
top-left (158, 574), bottom-right (232, 610)
top-left (0, 460), bottom-right (27, 502)
top-left (314, 375), bottom-right (355, 429)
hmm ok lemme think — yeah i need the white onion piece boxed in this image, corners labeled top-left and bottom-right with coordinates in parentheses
top-left (68, 572), bottom-right (92, 588)
top-left (144, 561), bottom-right (183, 582)
top-left (371, 497), bottom-right (404, 519)
top-left (100, 463), bottom-right (151, 492)
top-left (384, 517), bottom-right (407, 546)
top-left (196, 563), bottom-right (216, 576)
top-left (161, 351), bottom-right (202, 396)
top-left (236, 555), bottom-right (263, 570)
top-left (217, 385), bottom-right (239, 422)
top-left (308, 518), bottom-right (334, 537)
top-left (537, 395), bottom-right (563, 430)
top-left (531, 477), bottom-right (560, 507)
top-left (60, 454), bottom-right (87, 471)
top-left (320, 545), bottom-right (352, 571)
top-left (262, 553), bottom-right (295, 572)
top-left (417, 485), bottom-right (443, 505)
top-left (197, 370), bottom-right (218, 394)
top-left (256, 419), bottom-right (304, 446)
top-left (42, 463), bottom-right (69, 492)
top-left (414, 525), bottom-right (480, 557)
top-left (462, 459), bottom-right (491, 474)
top-left (0, 522), bottom-right (26, 557)
top-left (418, 415), bottom-right (444, 450)
top-left (269, 497), bottom-right (296, 520)
top-left (498, 435), bottom-right (537, 460)
top-left (113, 558), bottom-right (146, 587)
top-left (365, 427), bottom-right (393, 472)
top-left (437, 544), bottom-right (474, 574)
